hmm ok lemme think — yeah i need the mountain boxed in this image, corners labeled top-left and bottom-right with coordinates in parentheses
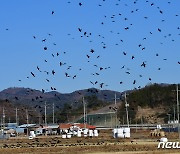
top-left (1, 83), bottom-right (177, 125)
top-left (0, 87), bottom-right (122, 112)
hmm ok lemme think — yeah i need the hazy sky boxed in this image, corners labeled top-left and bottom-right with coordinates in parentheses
top-left (0, 0), bottom-right (180, 93)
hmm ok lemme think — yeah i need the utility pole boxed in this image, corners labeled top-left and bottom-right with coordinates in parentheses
top-left (173, 84), bottom-right (180, 139)
top-left (53, 103), bottom-right (54, 124)
top-left (173, 105), bottom-right (176, 123)
top-left (111, 113), bottom-right (113, 128)
top-left (123, 116), bottom-right (124, 125)
top-left (167, 114), bottom-right (171, 133)
top-left (141, 116), bottom-right (143, 128)
top-left (112, 92), bottom-right (120, 128)
top-left (45, 101), bottom-right (47, 136)
top-left (176, 85), bottom-right (180, 139)
top-left (115, 93), bottom-right (117, 128)
top-left (39, 113), bottom-right (41, 125)
top-left (2, 107), bottom-right (5, 137)
top-left (167, 114), bottom-right (171, 123)
top-left (86, 103), bottom-right (88, 125)
top-left (16, 108), bottom-right (18, 125)
top-left (45, 101), bottom-right (47, 126)
top-left (0, 117), bottom-right (2, 130)
top-left (115, 111), bottom-right (118, 128)
top-left (83, 97), bottom-right (86, 129)
top-left (26, 109), bottom-right (29, 136)
top-left (125, 93), bottom-right (129, 127)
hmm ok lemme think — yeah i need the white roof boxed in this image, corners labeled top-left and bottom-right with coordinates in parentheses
top-left (18, 124), bottom-right (36, 128)
top-left (47, 125), bottom-right (59, 129)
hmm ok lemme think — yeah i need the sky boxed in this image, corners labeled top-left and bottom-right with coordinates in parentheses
top-left (0, 0), bottom-right (180, 93)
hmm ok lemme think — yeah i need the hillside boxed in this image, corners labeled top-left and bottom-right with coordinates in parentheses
top-left (0, 87), bottom-right (122, 124)
top-left (0, 100), bottom-right (39, 124)
top-left (0, 87), bottom-right (122, 112)
top-left (117, 83), bottom-right (178, 124)
top-left (1, 84), bottom-right (179, 125)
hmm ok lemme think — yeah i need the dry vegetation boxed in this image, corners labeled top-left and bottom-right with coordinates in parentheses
top-left (136, 106), bottom-right (166, 124)
top-left (0, 129), bottom-right (179, 154)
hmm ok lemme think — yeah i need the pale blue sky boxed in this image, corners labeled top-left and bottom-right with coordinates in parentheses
top-left (0, 0), bottom-right (180, 93)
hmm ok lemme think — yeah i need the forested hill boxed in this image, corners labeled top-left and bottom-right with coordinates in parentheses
top-left (118, 83), bottom-right (179, 124)
top-left (0, 84), bottom-right (179, 124)
top-left (128, 83), bottom-right (177, 108)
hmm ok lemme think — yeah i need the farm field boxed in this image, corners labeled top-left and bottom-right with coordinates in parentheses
top-left (0, 129), bottom-right (179, 154)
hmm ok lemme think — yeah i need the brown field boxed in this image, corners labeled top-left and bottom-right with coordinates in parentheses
top-left (0, 129), bottom-right (179, 154)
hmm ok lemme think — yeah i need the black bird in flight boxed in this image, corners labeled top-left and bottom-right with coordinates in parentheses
top-left (86, 55), bottom-right (90, 58)
top-left (90, 49), bottom-right (95, 53)
top-left (141, 62), bottom-right (146, 68)
top-left (121, 65), bottom-right (125, 69)
top-left (37, 66), bottom-right (40, 71)
top-left (125, 27), bottom-right (129, 30)
top-left (52, 70), bottom-right (55, 75)
top-left (78, 28), bottom-right (82, 32)
top-left (42, 39), bottom-right (46, 42)
top-left (31, 72), bottom-right (35, 77)
top-left (100, 83), bottom-right (104, 88)
top-left (123, 52), bottom-right (127, 55)
top-left (73, 75), bottom-right (77, 79)
top-left (44, 47), bottom-right (47, 50)
top-left (133, 80), bottom-right (136, 84)
top-left (158, 28), bottom-right (161, 32)
top-left (100, 67), bottom-right (103, 71)
top-left (41, 89), bottom-right (45, 93)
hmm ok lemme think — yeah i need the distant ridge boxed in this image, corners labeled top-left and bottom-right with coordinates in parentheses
top-left (0, 87), bottom-right (122, 112)
top-left (0, 83), bottom-right (178, 124)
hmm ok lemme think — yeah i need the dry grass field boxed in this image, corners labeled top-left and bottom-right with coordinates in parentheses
top-left (0, 129), bottom-right (179, 154)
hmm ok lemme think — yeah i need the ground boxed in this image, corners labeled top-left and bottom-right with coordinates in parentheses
top-left (0, 129), bottom-right (179, 154)
top-left (136, 106), bottom-right (166, 124)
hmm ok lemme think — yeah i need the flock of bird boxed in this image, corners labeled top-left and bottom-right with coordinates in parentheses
top-left (2, 0), bottom-right (180, 107)
top-left (1, 137), bottom-right (137, 149)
